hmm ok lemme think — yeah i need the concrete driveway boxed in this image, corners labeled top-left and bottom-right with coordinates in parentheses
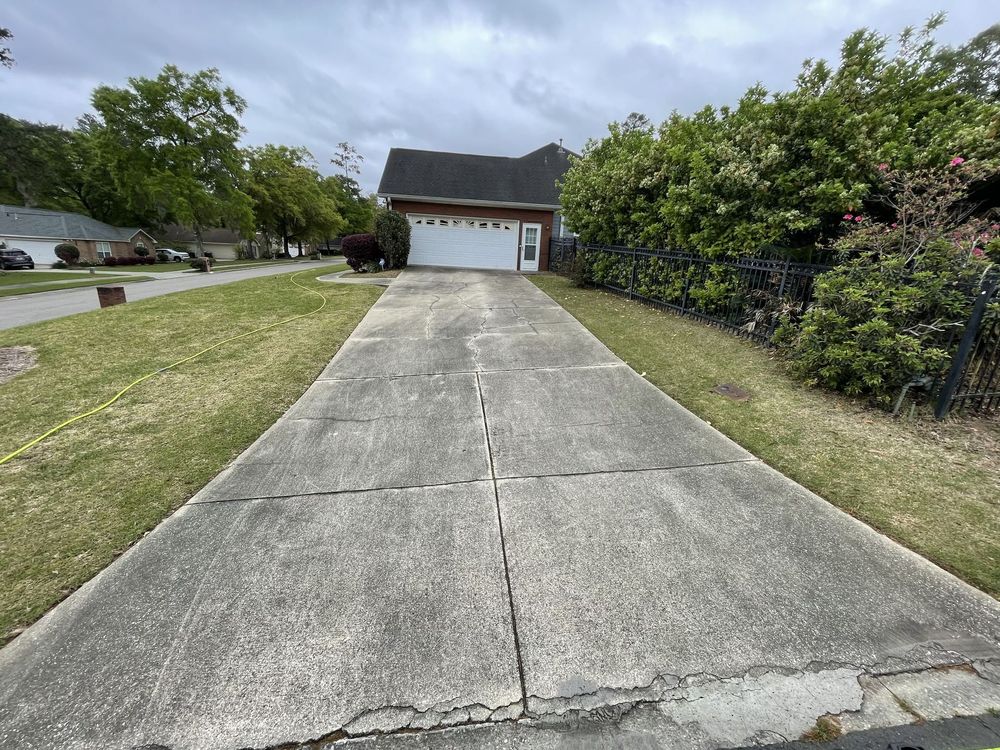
top-left (1, 268), bottom-right (1000, 749)
top-left (0, 259), bottom-right (337, 331)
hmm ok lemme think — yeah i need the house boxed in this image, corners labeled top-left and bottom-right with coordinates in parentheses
top-left (377, 142), bottom-right (573, 271)
top-left (0, 206), bottom-right (156, 265)
top-left (158, 224), bottom-right (259, 260)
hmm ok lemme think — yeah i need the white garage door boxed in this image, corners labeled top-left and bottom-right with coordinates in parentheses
top-left (407, 215), bottom-right (518, 270)
top-left (5, 239), bottom-right (60, 265)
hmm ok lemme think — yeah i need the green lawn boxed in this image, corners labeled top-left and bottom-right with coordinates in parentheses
top-left (530, 274), bottom-right (1000, 597)
top-left (0, 274), bottom-right (149, 298)
top-left (0, 271), bottom-right (101, 285)
top-left (0, 265), bottom-right (380, 641)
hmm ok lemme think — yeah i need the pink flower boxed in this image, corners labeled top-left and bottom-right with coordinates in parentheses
top-left (854, 215), bottom-right (864, 222)
top-left (843, 214), bottom-right (853, 221)
top-left (991, 224), bottom-right (1000, 231)
top-left (972, 247), bottom-right (985, 258)
top-left (877, 163), bottom-right (889, 172)
top-left (950, 156), bottom-right (965, 166)
top-left (891, 223), bottom-right (898, 228)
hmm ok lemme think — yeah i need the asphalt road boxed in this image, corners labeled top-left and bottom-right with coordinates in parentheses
top-left (2, 269), bottom-right (999, 749)
top-left (0, 260), bottom-right (338, 331)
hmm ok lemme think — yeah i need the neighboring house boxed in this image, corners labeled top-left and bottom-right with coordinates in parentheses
top-left (377, 142), bottom-right (573, 271)
top-left (0, 205), bottom-right (155, 265)
top-left (158, 225), bottom-right (259, 260)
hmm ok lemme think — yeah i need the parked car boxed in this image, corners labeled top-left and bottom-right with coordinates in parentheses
top-left (0, 249), bottom-right (35, 270)
top-left (159, 248), bottom-right (192, 262)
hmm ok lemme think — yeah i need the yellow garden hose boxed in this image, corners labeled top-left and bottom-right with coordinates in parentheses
top-left (0, 270), bottom-right (327, 466)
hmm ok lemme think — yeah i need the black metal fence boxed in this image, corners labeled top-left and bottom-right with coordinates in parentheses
top-left (551, 239), bottom-right (831, 345)
top-left (549, 237), bottom-right (578, 274)
top-left (934, 276), bottom-right (1000, 417)
top-left (549, 238), bottom-right (1000, 419)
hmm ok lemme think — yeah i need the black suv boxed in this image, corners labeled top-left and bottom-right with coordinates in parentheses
top-left (0, 249), bottom-right (35, 270)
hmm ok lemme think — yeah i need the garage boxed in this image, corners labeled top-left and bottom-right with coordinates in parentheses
top-left (407, 215), bottom-right (518, 270)
top-left (4, 238), bottom-right (59, 265)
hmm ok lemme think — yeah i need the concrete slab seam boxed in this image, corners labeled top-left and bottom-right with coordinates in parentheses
top-left (316, 362), bottom-right (629, 382)
top-left (474, 370), bottom-right (529, 714)
top-left (184, 477), bottom-right (492, 506)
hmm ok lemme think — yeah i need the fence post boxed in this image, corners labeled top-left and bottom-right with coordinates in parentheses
top-left (776, 258), bottom-right (790, 298)
top-left (680, 256), bottom-right (692, 315)
top-left (934, 277), bottom-right (997, 419)
top-left (628, 247), bottom-right (637, 300)
top-left (767, 259), bottom-right (792, 340)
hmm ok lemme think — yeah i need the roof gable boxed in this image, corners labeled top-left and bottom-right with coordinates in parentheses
top-left (377, 143), bottom-right (574, 207)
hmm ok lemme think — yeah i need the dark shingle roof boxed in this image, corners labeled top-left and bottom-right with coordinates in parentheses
top-left (377, 143), bottom-right (574, 207)
top-left (0, 205), bottom-right (152, 242)
top-left (160, 224), bottom-right (242, 244)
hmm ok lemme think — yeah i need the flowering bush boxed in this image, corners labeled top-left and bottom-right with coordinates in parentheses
top-left (777, 159), bottom-right (997, 404)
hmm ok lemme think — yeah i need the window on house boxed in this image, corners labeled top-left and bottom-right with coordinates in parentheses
top-left (97, 241), bottom-right (112, 259)
top-left (135, 241), bottom-right (146, 249)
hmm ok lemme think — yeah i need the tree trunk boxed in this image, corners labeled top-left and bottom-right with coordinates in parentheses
top-left (192, 224), bottom-right (205, 256)
top-left (297, 239), bottom-right (303, 257)
top-left (280, 218), bottom-right (289, 255)
top-left (15, 178), bottom-right (36, 207)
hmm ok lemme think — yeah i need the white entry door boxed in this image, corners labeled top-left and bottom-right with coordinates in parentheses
top-left (520, 223), bottom-right (541, 272)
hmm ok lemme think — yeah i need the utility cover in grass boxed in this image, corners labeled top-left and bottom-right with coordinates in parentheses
top-left (711, 383), bottom-right (751, 402)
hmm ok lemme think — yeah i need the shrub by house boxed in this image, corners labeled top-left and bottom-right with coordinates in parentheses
top-left (375, 209), bottom-right (411, 269)
top-left (342, 233), bottom-right (382, 273)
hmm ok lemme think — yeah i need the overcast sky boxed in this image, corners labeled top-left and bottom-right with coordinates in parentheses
top-left (1, 1), bottom-right (995, 193)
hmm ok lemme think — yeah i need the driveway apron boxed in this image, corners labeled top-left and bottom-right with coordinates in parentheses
top-left (1, 268), bottom-right (999, 749)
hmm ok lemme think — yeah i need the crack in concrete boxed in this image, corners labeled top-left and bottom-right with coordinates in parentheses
top-left (238, 658), bottom-right (1000, 749)
top-left (462, 311), bottom-right (489, 370)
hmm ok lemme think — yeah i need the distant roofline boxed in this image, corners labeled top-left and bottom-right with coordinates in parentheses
top-left (0, 205), bottom-right (156, 241)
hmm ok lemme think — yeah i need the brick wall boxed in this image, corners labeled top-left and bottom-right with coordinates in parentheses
top-left (389, 200), bottom-right (555, 271)
top-left (75, 232), bottom-right (155, 263)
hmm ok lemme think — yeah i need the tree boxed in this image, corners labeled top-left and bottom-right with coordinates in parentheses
top-left (560, 16), bottom-right (1000, 258)
top-left (1, 27), bottom-right (13, 68)
top-left (320, 175), bottom-right (375, 235)
top-left (245, 145), bottom-right (343, 256)
top-left (91, 64), bottom-right (253, 254)
top-left (331, 141), bottom-right (363, 178)
top-left (936, 23), bottom-right (1000, 101)
top-left (0, 113), bottom-right (153, 226)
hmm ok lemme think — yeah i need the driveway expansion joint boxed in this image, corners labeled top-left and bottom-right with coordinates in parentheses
top-left (474, 370), bottom-right (529, 713)
top-left (494, 457), bottom-right (761, 482)
top-left (185, 477), bottom-right (493, 506)
top-left (316, 362), bottom-right (629, 381)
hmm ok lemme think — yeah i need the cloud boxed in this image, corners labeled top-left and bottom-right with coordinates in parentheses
top-left (0, 0), bottom-right (994, 192)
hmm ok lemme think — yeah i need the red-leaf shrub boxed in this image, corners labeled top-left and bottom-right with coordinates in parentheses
top-left (104, 257), bottom-right (118, 266)
top-left (342, 233), bottom-right (382, 272)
